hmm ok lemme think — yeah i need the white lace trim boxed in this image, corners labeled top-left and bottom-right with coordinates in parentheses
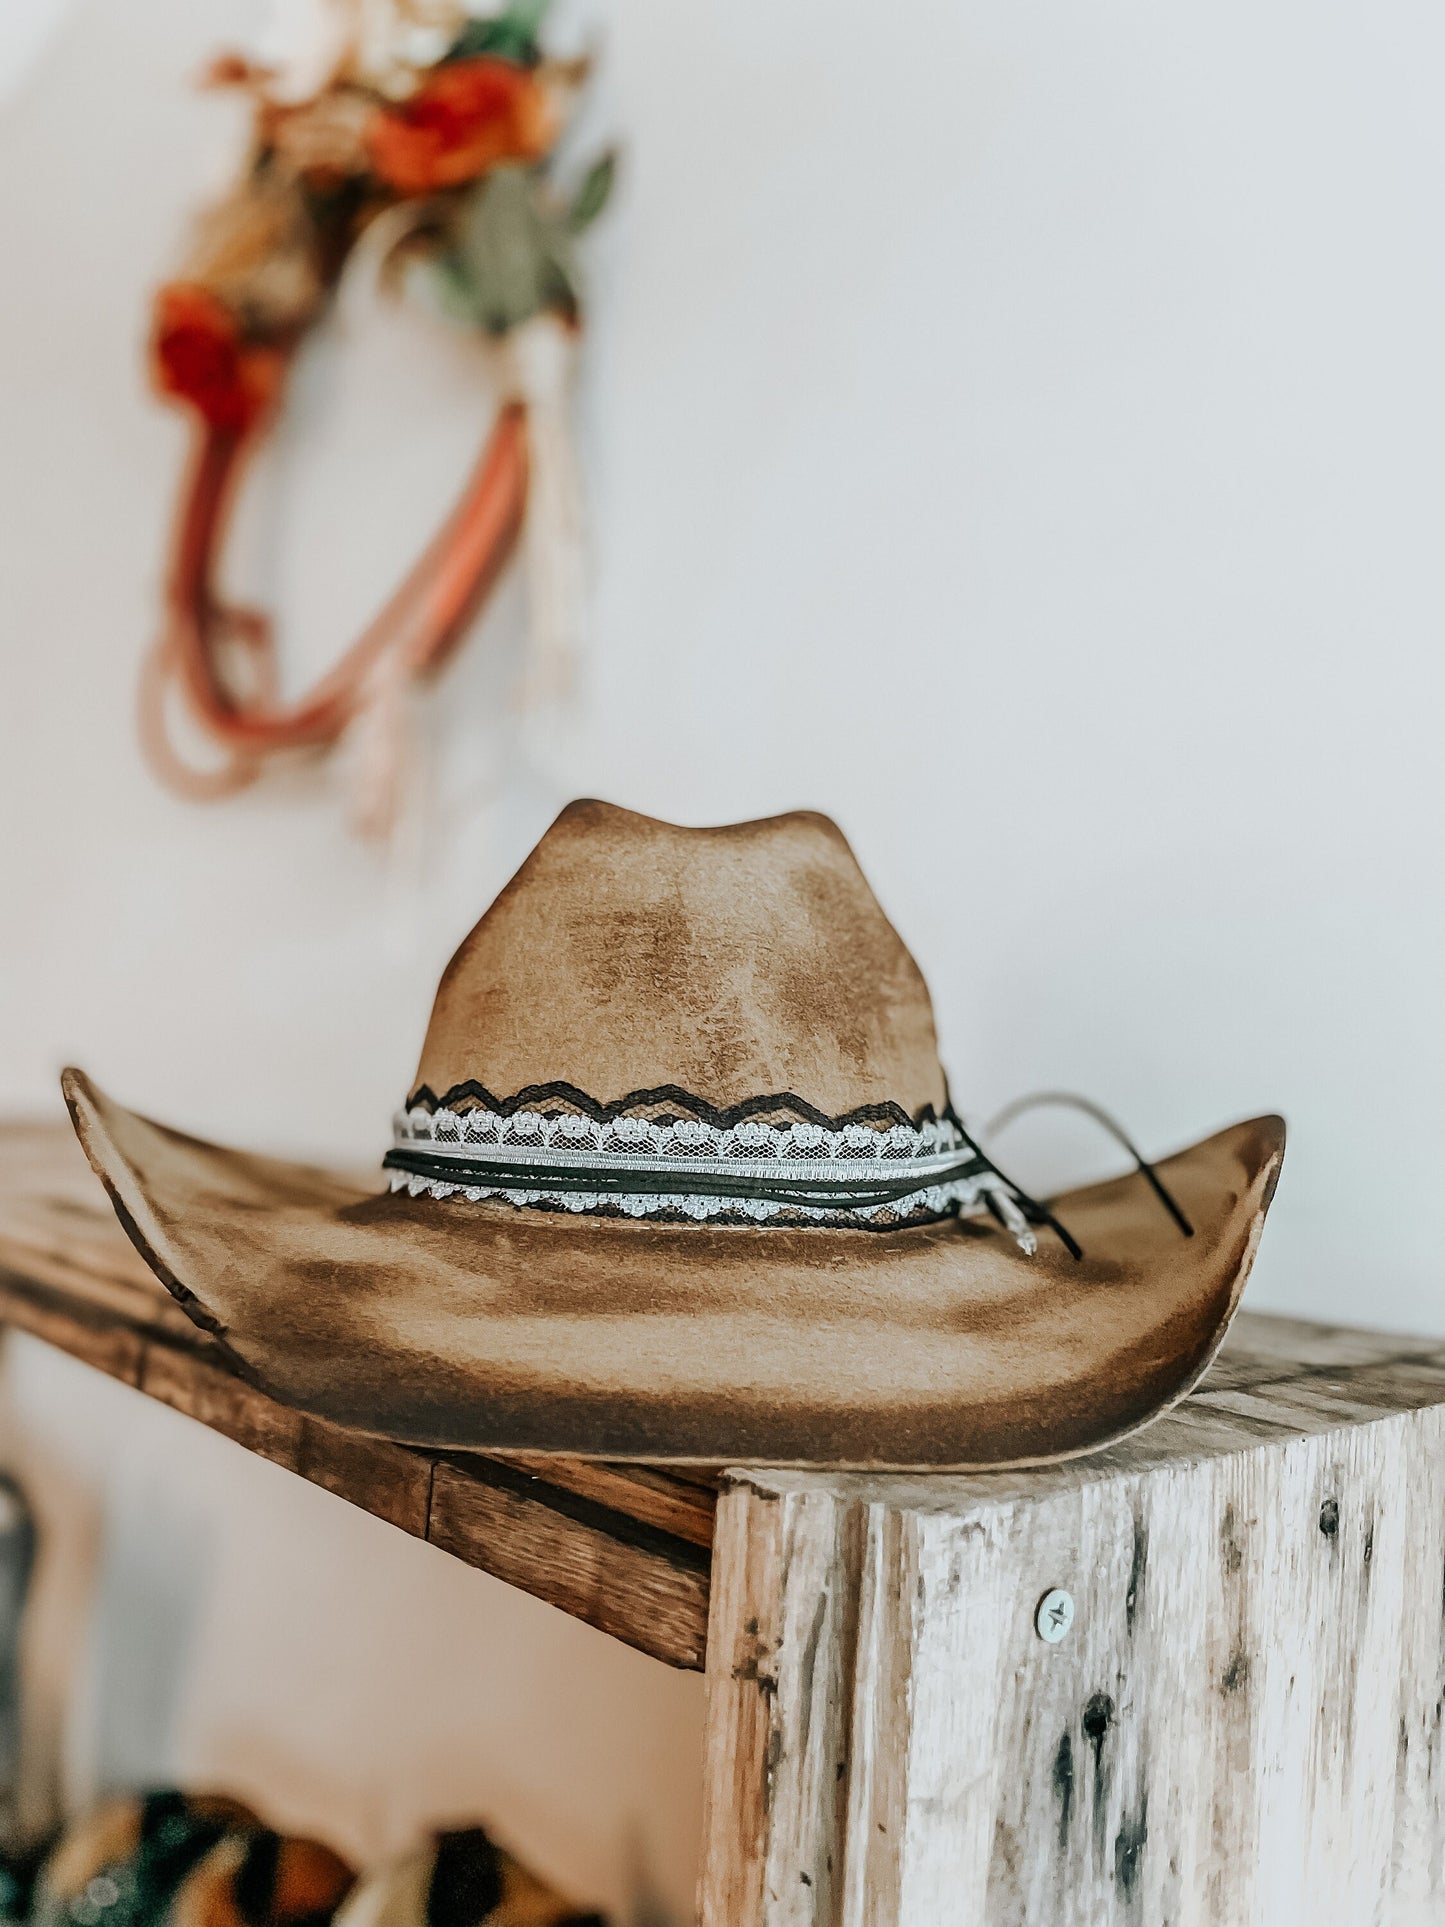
top-left (394, 1103), bottom-right (960, 1164)
top-left (389, 1102), bottom-right (1038, 1250)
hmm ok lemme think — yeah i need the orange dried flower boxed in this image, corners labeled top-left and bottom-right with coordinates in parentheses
top-left (152, 283), bottom-right (284, 432)
top-left (365, 56), bottom-right (555, 195)
top-left (200, 51), bottom-right (266, 89)
top-left (177, 176), bottom-right (327, 336)
top-left (262, 87), bottom-right (376, 186)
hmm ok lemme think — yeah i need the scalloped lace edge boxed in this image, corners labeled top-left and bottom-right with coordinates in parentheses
top-left (386, 1167), bottom-right (1027, 1233)
top-left (394, 1103), bottom-right (960, 1164)
top-left (403, 1078), bottom-right (943, 1134)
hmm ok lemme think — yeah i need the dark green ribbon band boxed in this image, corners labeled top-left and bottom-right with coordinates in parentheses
top-left (383, 1145), bottom-right (993, 1212)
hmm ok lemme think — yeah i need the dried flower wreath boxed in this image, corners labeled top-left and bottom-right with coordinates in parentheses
top-left (144, 0), bottom-right (613, 833)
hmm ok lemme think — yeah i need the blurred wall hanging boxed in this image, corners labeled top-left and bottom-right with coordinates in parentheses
top-left (141, 0), bottom-right (614, 837)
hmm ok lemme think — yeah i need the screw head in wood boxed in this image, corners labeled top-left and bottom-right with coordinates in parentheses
top-left (1036, 1588), bottom-right (1075, 1643)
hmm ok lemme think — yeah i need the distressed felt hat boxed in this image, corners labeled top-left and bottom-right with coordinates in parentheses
top-left (63, 800), bottom-right (1284, 1470)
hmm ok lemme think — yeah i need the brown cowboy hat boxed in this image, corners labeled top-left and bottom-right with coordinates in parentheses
top-left (62, 800), bottom-right (1284, 1470)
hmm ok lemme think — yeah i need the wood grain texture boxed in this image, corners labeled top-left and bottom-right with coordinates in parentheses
top-left (8, 1099), bottom-right (1445, 1926)
top-left (0, 1121), bottom-right (712, 1668)
top-left (429, 1455), bottom-right (712, 1669)
top-left (699, 1352), bottom-right (1445, 1925)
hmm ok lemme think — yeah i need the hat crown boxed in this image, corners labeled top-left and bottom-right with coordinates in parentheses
top-left (412, 800), bottom-right (947, 1125)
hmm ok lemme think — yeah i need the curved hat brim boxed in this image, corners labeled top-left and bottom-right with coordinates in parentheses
top-left (62, 1068), bottom-right (1284, 1471)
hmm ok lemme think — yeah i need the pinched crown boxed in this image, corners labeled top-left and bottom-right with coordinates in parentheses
top-left (412, 800), bottom-right (948, 1125)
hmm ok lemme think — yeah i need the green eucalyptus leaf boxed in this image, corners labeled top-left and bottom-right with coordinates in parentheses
top-left (539, 233), bottom-right (582, 316)
top-left (445, 0), bottom-right (552, 67)
top-left (451, 165), bottom-right (580, 332)
top-left (568, 151), bottom-right (616, 231)
top-left (428, 249), bottom-right (483, 327)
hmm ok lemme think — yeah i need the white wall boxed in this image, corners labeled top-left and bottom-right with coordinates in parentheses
top-left (3, 0), bottom-right (1445, 1917)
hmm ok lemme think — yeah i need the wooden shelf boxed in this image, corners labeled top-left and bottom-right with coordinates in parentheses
top-left (6, 1119), bottom-right (1445, 1695)
top-left (8, 1120), bottom-right (1445, 1918)
top-left (0, 1122), bottom-right (715, 1670)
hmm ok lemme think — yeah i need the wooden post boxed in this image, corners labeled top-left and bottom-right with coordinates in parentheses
top-left (699, 1331), bottom-right (1445, 1925)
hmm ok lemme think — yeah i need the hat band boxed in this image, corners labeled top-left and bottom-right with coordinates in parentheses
top-left (383, 1099), bottom-right (1038, 1245)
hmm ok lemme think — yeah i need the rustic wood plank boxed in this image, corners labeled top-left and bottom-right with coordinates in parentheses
top-left (499, 1452), bottom-right (719, 1549)
top-left (1207, 1309), bottom-right (1445, 1376)
top-left (0, 1120), bottom-right (714, 1668)
top-left (294, 1418), bottom-right (435, 1539)
top-left (428, 1455), bottom-right (711, 1670)
top-left (0, 1266), bottom-right (150, 1386)
top-left (699, 1398), bottom-right (1445, 1925)
top-left (0, 1121), bottom-right (195, 1332)
top-left (141, 1340), bottom-right (306, 1469)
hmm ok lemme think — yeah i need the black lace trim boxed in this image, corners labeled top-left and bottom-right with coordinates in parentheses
top-left (408, 1189), bottom-right (956, 1235)
top-left (404, 1078), bottom-right (944, 1134)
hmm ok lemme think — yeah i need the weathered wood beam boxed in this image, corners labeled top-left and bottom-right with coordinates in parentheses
top-left (699, 1373), bottom-right (1445, 1923)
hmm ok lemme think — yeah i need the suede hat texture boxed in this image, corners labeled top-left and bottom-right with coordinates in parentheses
top-left (64, 800), bottom-right (1284, 1470)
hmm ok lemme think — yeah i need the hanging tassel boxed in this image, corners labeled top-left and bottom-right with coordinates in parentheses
top-left (493, 311), bottom-right (585, 708)
top-left (342, 635), bottom-right (416, 840)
